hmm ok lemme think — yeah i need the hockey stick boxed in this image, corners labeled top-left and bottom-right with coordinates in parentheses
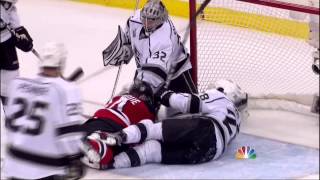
top-left (110, 64), bottom-right (123, 99)
top-left (104, 0), bottom-right (141, 99)
top-left (164, 0), bottom-right (211, 89)
top-left (1, 20), bottom-right (84, 82)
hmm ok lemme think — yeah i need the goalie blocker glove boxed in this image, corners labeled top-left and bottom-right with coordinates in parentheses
top-left (14, 26), bottom-right (33, 52)
top-left (102, 25), bottom-right (133, 66)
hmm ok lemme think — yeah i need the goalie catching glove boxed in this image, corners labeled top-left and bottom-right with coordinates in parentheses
top-left (102, 25), bottom-right (133, 66)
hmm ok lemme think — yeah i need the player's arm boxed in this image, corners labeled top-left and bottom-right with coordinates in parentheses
top-left (8, 5), bottom-right (33, 52)
top-left (155, 85), bottom-right (230, 119)
top-left (55, 86), bottom-right (85, 178)
top-left (155, 83), bottom-right (201, 114)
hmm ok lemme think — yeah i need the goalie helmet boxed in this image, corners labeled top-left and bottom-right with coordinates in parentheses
top-left (213, 79), bottom-right (248, 109)
top-left (140, 0), bottom-right (168, 33)
top-left (39, 42), bottom-right (67, 71)
top-left (129, 80), bottom-right (159, 113)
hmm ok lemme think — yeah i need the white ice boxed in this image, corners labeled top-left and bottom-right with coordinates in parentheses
top-left (0, 0), bottom-right (319, 179)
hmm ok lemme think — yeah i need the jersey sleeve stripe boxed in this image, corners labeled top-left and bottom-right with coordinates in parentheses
top-left (209, 118), bottom-right (226, 153)
top-left (205, 97), bottom-right (226, 104)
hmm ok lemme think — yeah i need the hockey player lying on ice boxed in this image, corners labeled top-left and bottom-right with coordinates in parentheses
top-left (81, 79), bottom-right (248, 169)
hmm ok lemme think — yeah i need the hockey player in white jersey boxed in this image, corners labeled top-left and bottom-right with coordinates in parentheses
top-left (0, 0), bottom-right (33, 112)
top-left (85, 79), bottom-right (247, 169)
top-left (3, 42), bottom-right (85, 180)
top-left (103, 0), bottom-right (197, 100)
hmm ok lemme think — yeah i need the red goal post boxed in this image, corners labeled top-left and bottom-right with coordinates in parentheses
top-left (189, 0), bottom-right (319, 114)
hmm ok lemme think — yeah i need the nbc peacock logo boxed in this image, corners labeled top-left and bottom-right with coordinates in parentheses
top-left (235, 146), bottom-right (256, 159)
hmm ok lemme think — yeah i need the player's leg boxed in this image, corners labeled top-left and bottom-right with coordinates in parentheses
top-left (111, 116), bottom-right (217, 167)
top-left (81, 118), bottom-right (125, 135)
top-left (112, 139), bottom-right (162, 169)
top-left (169, 69), bottom-right (197, 94)
top-left (81, 118), bottom-right (129, 170)
top-left (161, 115), bottom-right (217, 164)
top-left (165, 69), bottom-right (197, 117)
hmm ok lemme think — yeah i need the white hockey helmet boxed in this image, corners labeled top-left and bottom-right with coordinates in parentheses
top-left (39, 42), bottom-right (67, 71)
top-left (212, 79), bottom-right (247, 108)
top-left (140, 0), bottom-right (168, 33)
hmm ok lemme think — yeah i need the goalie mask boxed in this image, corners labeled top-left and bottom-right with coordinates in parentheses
top-left (140, 0), bottom-right (168, 33)
top-left (129, 80), bottom-right (159, 113)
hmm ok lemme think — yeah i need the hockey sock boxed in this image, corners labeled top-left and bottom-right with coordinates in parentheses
top-left (122, 120), bottom-right (163, 144)
top-left (113, 140), bottom-right (161, 169)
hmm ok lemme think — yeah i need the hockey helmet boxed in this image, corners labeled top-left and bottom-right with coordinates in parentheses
top-left (212, 79), bottom-right (248, 109)
top-left (0, 0), bottom-right (17, 3)
top-left (140, 0), bottom-right (168, 33)
top-left (129, 80), bottom-right (159, 113)
top-left (0, 0), bottom-right (17, 10)
top-left (39, 42), bottom-right (67, 71)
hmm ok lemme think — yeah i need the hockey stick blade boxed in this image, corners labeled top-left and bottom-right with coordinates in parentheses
top-left (67, 68), bottom-right (84, 81)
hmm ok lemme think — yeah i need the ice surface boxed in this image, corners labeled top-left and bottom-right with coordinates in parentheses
top-left (0, 0), bottom-right (318, 179)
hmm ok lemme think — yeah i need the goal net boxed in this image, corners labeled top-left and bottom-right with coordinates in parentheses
top-left (189, 0), bottom-right (319, 115)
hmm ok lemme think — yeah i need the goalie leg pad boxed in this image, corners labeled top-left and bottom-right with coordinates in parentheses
top-left (102, 25), bottom-right (133, 66)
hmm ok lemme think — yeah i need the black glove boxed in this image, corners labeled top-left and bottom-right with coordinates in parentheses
top-left (14, 26), bottom-right (33, 52)
top-left (154, 83), bottom-right (174, 107)
top-left (97, 131), bottom-right (127, 146)
top-left (0, 19), bottom-right (6, 30)
top-left (65, 155), bottom-right (86, 180)
top-left (86, 130), bottom-right (126, 146)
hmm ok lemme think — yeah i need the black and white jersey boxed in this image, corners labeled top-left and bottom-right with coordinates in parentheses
top-left (0, 4), bottom-right (20, 43)
top-left (4, 75), bottom-right (84, 179)
top-left (125, 10), bottom-right (192, 90)
top-left (168, 89), bottom-right (241, 159)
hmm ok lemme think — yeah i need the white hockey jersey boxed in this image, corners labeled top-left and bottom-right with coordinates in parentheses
top-left (4, 75), bottom-right (84, 179)
top-left (168, 89), bottom-right (241, 159)
top-left (0, 3), bottom-right (20, 43)
top-left (125, 10), bottom-right (192, 90)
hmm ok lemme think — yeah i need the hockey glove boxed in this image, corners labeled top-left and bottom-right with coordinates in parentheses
top-left (102, 26), bottom-right (133, 66)
top-left (154, 83), bottom-right (174, 107)
top-left (90, 131), bottom-right (127, 146)
top-left (81, 135), bottom-right (114, 170)
top-left (0, 19), bottom-right (5, 30)
top-left (65, 157), bottom-right (86, 180)
top-left (14, 26), bottom-right (33, 52)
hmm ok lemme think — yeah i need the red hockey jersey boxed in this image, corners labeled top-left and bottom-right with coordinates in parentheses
top-left (92, 94), bottom-right (156, 127)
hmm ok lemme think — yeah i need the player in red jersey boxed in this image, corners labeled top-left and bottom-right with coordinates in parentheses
top-left (81, 80), bottom-right (158, 169)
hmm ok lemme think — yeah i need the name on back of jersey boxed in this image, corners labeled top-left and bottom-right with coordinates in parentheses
top-left (17, 82), bottom-right (49, 96)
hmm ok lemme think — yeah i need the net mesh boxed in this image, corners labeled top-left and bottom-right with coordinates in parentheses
top-left (196, 0), bottom-right (318, 103)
